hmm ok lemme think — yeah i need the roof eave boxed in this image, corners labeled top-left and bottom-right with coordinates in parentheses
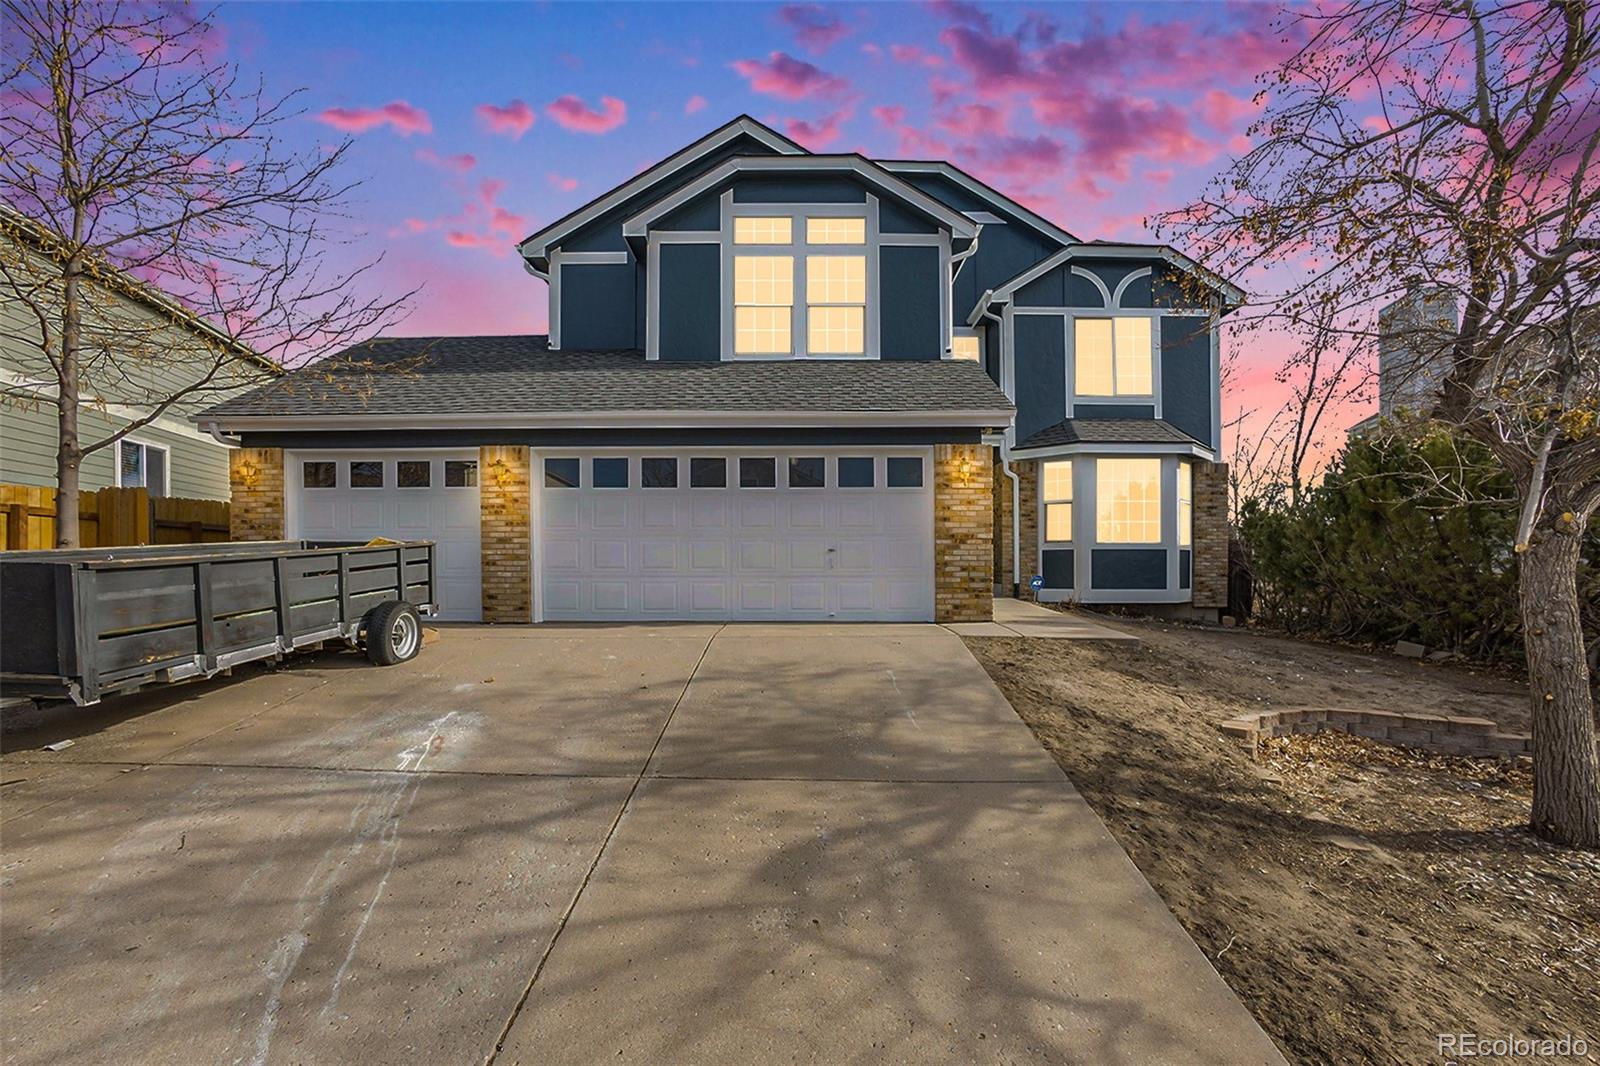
top-left (199, 407), bottom-right (1016, 433)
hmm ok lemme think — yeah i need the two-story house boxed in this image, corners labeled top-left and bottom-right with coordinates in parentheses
top-left (198, 116), bottom-right (1237, 624)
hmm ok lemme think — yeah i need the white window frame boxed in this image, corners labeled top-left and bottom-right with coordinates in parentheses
top-left (1073, 315), bottom-right (1155, 400)
top-left (117, 437), bottom-right (170, 496)
top-left (720, 194), bottom-right (882, 361)
top-left (1042, 460), bottom-right (1073, 544)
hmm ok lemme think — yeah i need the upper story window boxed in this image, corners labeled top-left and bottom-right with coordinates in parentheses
top-left (734, 256), bottom-right (793, 355)
top-left (1075, 316), bottom-right (1152, 397)
top-left (730, 210), bottom-right (869, 358)
top-left (951, 328), bottom-right (982, 362)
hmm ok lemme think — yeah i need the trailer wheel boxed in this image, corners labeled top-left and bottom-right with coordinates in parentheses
top-left (364, 601), bottom-right (422, 666)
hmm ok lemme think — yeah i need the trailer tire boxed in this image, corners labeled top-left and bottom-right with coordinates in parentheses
top-left (364, 601), bottom-right (422, 666)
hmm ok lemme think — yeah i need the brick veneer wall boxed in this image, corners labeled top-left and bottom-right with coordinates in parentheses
top-left (1192, 461), bottom-right (1229, 609)
top-left (933, 443), bottom-right (994, 622)
top-left (992, 453), bottom-right (1015, 595)
top-left (480, 445), bottom-right (531, 623)
top-left (1014, 459), bottom-right (1039, 600)
top-left (229, 447), bottom-right (284, 541)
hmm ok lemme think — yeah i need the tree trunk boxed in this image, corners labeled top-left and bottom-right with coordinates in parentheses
top-left (1521, 524), bottom-right (1600, 848)
top-left (55, 252), bottom-right (83, 549)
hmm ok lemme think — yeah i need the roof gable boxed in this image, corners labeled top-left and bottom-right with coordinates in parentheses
top-left (877, 161), bottom-right (1078, 248)
top-left (621, 155), bottom-right (979, 241)
top-left (518, 116), bottom-right (804, 263)
top-left (974, 243), bottom-right (1246, 320)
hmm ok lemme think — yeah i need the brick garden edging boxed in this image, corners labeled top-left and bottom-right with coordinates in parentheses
top-left (1220, 708), bottom-right (1533, 759)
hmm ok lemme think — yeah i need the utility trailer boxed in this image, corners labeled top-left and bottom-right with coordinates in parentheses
top-left (0, 540), bottom-right (436, 706)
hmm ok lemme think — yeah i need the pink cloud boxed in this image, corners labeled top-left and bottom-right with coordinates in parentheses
top-left (547, 172), bottom-right (579, 192)
top-left (404, 218), bottom-right (429, 233)
top-left (785, 106), bottom-right (852, 149)
top-left (545, 94), bottom-right (628, 133)
top-left (445, 231), bottom-right (507, 254)
top-left (314, 100), bottom-right (432, 136)
top-left (685, 94), bottom-right (707, 115)
top-left (414, 148), bottom-right (477, 172)
top-left (889, 43), bottom-right (943, 68)
top-left (776, 5), bottom-right (849, 54)
top-left (937, 102), bottom-right (1006, 138)
top-left (871, 104), bottom-right (906, 128)
top-left (1197, 89), bottom-right (1262, 131)
top-left (730, 51), bottom-right (849, 100)
top-left (475, 99), bottom-right (536, 139)
top-left (870, 104), bottom-right (948, 158)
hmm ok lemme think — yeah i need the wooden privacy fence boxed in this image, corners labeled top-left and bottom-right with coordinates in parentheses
top-left (0, 484), bottom-right (230, 551)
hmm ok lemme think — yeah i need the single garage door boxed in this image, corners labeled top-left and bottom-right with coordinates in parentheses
top-left (538, 449), bottom-right (933, 621)
top-left (289, 450), bottom-right (483, 621)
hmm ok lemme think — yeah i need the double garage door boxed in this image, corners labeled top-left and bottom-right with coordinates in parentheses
top-left (288, 448), bottom-right (934, 622)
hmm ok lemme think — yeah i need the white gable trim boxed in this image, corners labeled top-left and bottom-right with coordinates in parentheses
top-left (518, 117), bottom-right (805, 262)
top-left (877, 160), bottom-right (1079, 247)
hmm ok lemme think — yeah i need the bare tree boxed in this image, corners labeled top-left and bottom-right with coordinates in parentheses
top-left (0, 0), bottom-right (414, 543)
top-left (1157, 0), bottom-right (1600, 847)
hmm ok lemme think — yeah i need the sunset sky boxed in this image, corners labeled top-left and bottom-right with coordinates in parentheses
top-left (208, 0), bottom-right (1354, 467)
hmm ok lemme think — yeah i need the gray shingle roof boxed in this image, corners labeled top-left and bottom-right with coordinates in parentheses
top-left (1017, 418), bottom-right (1205, 449)
top-left (197, 335), bottom-right (1013, 422)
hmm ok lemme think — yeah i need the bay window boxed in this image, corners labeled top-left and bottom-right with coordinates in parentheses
top-left (1043, 460), bottom-right (1073, 542)
top-left (1095, 458), bottom-right (1162, 544)
top-left (1178, 461), bottom-right (1193, 547)
top-left (1075, 316), bottom-right (1153, 397)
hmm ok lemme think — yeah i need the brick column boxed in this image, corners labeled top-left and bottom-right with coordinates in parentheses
top-left (1192, 460), bottom-right (1229, 608)
top-left (933, 443), bottom-right (994, 622)
top-left (992, 452), bottom-right (1014, 596)
top-left (229, 448), bottom-right (284, 541)
top-left (1014, 460), bottom-right (1040, 600)
top-left (480, 445), bottom-right (532, 623)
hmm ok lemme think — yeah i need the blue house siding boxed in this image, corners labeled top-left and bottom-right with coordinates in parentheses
top-left (658, 244), bottom-right (720, 361)
top-left (955, 224), bottom-right (1059, 327)
top-left (878, 198), bottom-right (939, 234)
top-left (561, 263), bottom-right (637, 349)
top-left (1072, 403), bottom-right (1156, 419)
top-left (732, 175), bottom-right (866, 203)
top-left (1016, 266), bottom-right (1105, 308)
top-left (1160, 315), bottom-right (1212, 445)
top-left (1012, 314), bottom-right (1065, 441)
top-left (879, 245), bottom-right (941, 360)
top-left (658, 192), bottom-right (720, 231)
top-left (1091, 548), bottom-right (1166, 590)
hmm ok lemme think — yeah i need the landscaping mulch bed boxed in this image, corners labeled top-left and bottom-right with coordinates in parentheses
top-left (964, 621), bottom-right (1599, 1066)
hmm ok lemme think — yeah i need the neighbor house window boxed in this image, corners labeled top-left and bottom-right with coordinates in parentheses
top-left (1043, 460), bottom-right (1073, 542)
top-left (1075, 317), bottom-right (1153, 397)
top-left (951, 329), bottom-right (982, 362)
top-left (1178, 461), bottom-right (1193, 547)
top-left (1096, 458), bottom-right (1162, 543)
top-left (734, 255), bottom-right (793, 355)
top-left (118, 440), bottom-right (168, 496)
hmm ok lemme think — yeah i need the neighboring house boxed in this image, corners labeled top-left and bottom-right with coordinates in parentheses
top-left (198, 116), bottom-right (1238, 624)
top-left (1348, 286), bottom-right (1460, 438)
top-left (0, 206), bottom-right (276, 500)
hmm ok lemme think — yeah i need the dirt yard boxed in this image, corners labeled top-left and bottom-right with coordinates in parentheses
top-left (964, 618), bottom-right (1599, 1066)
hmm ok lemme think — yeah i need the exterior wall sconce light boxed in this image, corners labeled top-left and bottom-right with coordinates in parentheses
top-left (236, 456), bottom-right (260, 487)
top-left (488, 457), bottom-right (512, 487)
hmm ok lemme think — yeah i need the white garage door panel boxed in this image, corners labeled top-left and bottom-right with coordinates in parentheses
top-left (290, 451), bottom-right (483, 622)
top-left (538, 450), bottom-right (934, 622)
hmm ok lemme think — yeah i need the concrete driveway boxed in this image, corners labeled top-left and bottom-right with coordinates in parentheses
top-left (1, 624), bottom-right (1284, 1065)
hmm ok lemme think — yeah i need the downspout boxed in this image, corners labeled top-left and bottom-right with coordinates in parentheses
top-left (204, 421), bottom-right (241, 447)
top-left (979, 301), bottom-right (1021, 595)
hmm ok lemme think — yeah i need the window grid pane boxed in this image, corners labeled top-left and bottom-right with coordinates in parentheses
top-left (1045, 502), bottom-right (1073, 542)
top-left (1178, 462), bottom-right (1193, 546)
top-left (805, 255), bottom-right (865, 304)
top-left (690, 457), bottom-right (726, 488)
top-left (350, 461), bottom-right (383, 488)
top-left (734, 216), bottom-right (793, 245)
top-left (805, 217), bottom-right (865, 244)
top-left (739, 457), bottom-right (776, 488)
top-left (1075, 318), bottom-right (1115, 395)
top-left (398, 461), bottom-right (431, 488)
top-left (838, 457), bottom-right (874, 488)
top-left (808, 306), bottom-right (864, 354)
top-left (1114, 317), bottom-right (1153, 394)
top-left (1095, 458), bottom-right (1162, 544)
top-left (1042, 460), bottom-right (1073, 503)
top-left (444, 460), bottom-right (477, 487)
top-left (735, 306), bottom-right (792, 354)
top-left (733, 256), bottom-right (793, 305)
top-left (641, 457), bottom-right (678, 488)
top-left (886, 457), bottom-right (923, 488)
top-left (303, 461), bottom-right (336, 489)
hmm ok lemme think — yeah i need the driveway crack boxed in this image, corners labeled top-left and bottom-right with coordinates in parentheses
top-left (483, 622), bottom-right (724, 1066)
